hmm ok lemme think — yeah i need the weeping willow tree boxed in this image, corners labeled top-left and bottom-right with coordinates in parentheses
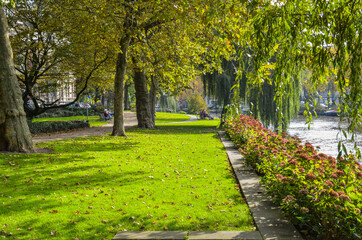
top-left (203, 53), bottom-right (300, 130)
top-left (202, 59), bottom-right (236, 116)
top-left (247, 75), bottom-right (300, 130)
top-left (248, 0), bottom-right (361, 157)
top-left (159, 93), bottom-right (178, 113)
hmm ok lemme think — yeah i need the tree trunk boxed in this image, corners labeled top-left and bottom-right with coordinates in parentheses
top-left (133, 66), bottom-right (155, 129)
top-left (149, 76), bottom-right (158, 124)
top-left (0, 8), bottom-right (34, 153)
top-left (112, 36), bottom-right (130, 136)
top-left (124, 83), bottom-right (130, 110)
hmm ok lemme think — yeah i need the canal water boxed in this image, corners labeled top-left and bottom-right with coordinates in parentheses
top-left (288, 116), bottom-right (362, 159)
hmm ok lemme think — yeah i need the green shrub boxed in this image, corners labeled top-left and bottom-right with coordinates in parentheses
top-left (224, 115), bottom-right (362, 240)
top-left (36, 107), bottom-right (97, 118)
top-left (29, 120), bottom-right (90, 134)
top-left (186, 94), bottom-right (206, 114)
top-left (179, 111), bottom-right (187, 114)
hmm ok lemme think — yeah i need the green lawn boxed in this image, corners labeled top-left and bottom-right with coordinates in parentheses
top-left (0, 120), bottom-right (254, 239)
top-left (33, 115), bottom-right (108, 127)
top-left (155, 112), bottom-right (191, 124)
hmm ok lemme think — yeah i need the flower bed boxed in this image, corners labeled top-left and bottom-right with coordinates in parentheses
top-left (224, 115), bottom-right (361, 239)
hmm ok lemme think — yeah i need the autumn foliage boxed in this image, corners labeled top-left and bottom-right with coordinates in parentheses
top-left (224, 115), bottom-right (362, 239)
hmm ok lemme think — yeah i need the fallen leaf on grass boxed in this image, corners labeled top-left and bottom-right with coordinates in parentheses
top-left (101, 219), bottom-right (107, 223)
top-left (50, 210), bottom-right (58, 214)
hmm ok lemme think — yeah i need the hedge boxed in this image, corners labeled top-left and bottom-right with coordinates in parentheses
top-left (35, 107), bottom-right (99, 118)
top-left (29, 120), bottom-right (90, 134)
top-left (224, 115), bottom-right (361, 240)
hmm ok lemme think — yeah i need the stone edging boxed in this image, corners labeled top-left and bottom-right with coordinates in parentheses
top-left (218, 131), bottom-right (303, 240)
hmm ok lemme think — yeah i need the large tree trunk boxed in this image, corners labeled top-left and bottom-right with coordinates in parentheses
top-left (0, 8), bottom-right (34, 153)
top-left (133, 66), bottom-right (155, 129)
top-left (112, 36), bottom-right (130, 136)
top-left (124, 83), bottom-right (130, 110)
top-left (149, 76), bottom-right (158, 124)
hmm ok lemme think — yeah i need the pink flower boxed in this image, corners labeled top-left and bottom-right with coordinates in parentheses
top-left (339, 194), bottom-right (350, 201)
top-left (298, 167), bottom-right (305, 173)
top-left (276, 174), bottom-right (284, 180)
top-left (334, 205), bottom-right (343, 211)
top-left (320, 189), bottom-right (328, 195)
top-left (325, 180), bottom-right (334, 187)
top-left (282, 195), bottom-right (295, 204)
top-left (316, 167), bottom-right (325, 173)
top-left (330, 190), bottom-right (339, 198)
top-left (299, 189), bottom-right (309, 195)
top-left (288, 160), bottom-right (298, 165)
top-left (305, 173), bottom-right (317, 180)
top-left (331, 173), bottom-right (338, 179)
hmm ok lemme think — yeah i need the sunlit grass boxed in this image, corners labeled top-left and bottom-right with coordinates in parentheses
top-left (155, 112), bottom-right (191, 124)
top-left (0, 120), bottom-right (254, 239)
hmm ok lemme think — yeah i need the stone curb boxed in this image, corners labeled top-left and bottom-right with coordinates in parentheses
top-left (218, 131), bottom-right (303, 240)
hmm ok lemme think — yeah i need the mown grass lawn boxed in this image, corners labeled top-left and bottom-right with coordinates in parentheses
top-left (155, 112), bottom-right (191, 124)
top-left (33, 115), bottom-right (108, 127)
top-left (0, 120), bottom-right (254, 239)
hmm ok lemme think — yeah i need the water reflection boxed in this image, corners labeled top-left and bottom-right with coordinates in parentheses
top-left (288, 116), bottom-right (362, 158)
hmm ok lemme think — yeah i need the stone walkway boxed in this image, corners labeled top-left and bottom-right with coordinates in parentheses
top-left (112, 132), bottom-right (304, 240)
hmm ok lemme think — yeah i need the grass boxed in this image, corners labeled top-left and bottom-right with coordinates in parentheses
top-left (155, 112), bottom-right (191, 124)
top-left (0, 120), bottom-right (254, 239)
top-left (33, 116), bottom-right (108, 127)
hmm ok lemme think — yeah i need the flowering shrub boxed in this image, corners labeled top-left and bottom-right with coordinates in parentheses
top-left (224, 115), bottom-right (362, 239)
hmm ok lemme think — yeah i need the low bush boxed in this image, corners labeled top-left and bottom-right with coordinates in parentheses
top-left (36, 107), bottom-right (98, 118)
top-left (224, 115), bottom-right (361, 240)
top-left (179, 111), bottom-right (187, 114)
top-left (29, 120), bottom-right (90, 134)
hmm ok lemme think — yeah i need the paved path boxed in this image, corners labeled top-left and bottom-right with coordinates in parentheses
top-left (32, 112), bottom-right (138, 143)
